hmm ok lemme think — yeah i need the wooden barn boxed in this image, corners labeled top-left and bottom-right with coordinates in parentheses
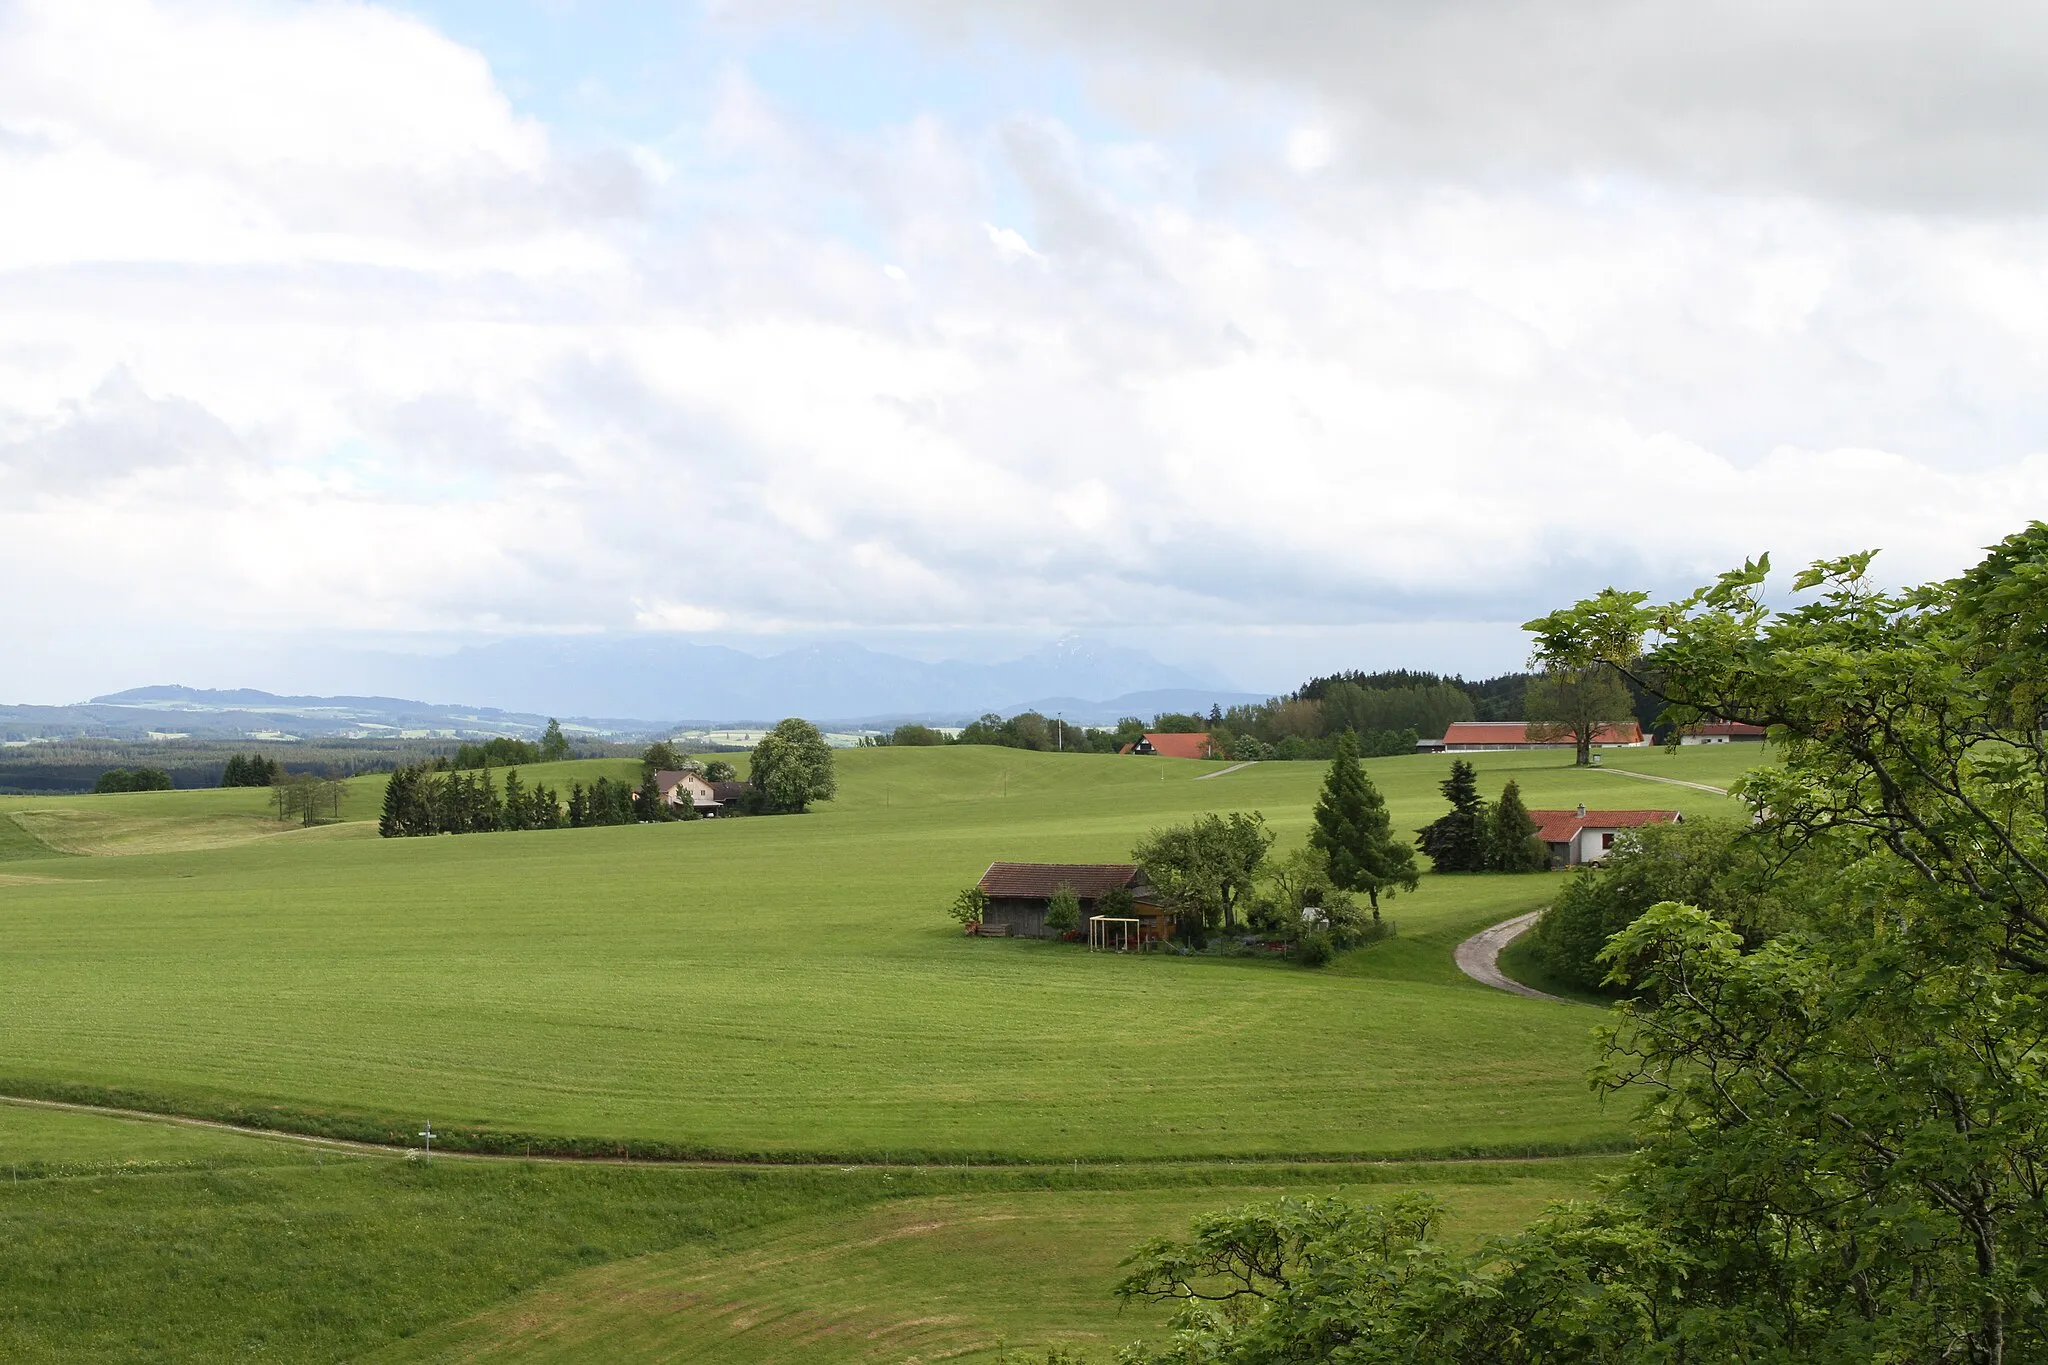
top-left (975, 862), bottom-right (1169, 940)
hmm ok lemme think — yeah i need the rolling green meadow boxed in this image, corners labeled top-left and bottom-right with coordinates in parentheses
top-left (0, 743), bottom-right (1761, 1360)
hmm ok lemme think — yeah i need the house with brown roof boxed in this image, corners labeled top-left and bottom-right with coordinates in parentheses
top-left (1119, 732), bottom-right (1216, 759)
top-left (1531, 804), bottom-right (1681, 868)
top-left (974, 862), bottom-right (1167, 939)
top-left (1439, 721), bottom-right (1645, 751)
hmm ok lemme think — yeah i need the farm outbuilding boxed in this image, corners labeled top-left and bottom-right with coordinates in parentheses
top-left (1439, 721), bottom-right (1645, 751)
top-left (1119, 732), bottom-right (1217, 759)
top-left (975, 862), bottom-right (1168, 939)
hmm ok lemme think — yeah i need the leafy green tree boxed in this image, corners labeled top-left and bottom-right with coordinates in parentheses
top-left (1414, 760), bottom-right (1489, 872)
top-left (271, 773), bottom-right (344, 827)
top-left (1485, 779), bottom-right (1549, 873)
top-left (948, 885), bottom-right (988, 928)
top-left (1309, 731), bottom-right (1418, 919)
top-left (1043, 883), bottom-right (1082, 936)
top-left (1116, 525), bottom-right (2048, 1362)
top-left (889, 724), bottom-right (946, 746)
top-left (1524, 666), bottom-right (1634, 766)
top-left (748, 718), bottom-right (837, 813)
top-left (702, 759), bottom-right (737, 782)
top-left (1115, 1193), bottom-right (1690, 1363)
top-left (538, 718), bottom-right (571, 762)
top-left (1133, 812), bottom-right (1273, 933)
top-left (641, 740), bottom-right (685, 771)
top-left (92, 766), bottom-right (173, 793)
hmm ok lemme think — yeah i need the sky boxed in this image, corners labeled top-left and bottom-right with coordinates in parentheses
top-left (5, 0), bottom-right (2048, 703)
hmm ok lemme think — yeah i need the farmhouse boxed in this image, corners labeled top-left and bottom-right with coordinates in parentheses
top-left (1530, 804), bottom-right (1681, 868)
top-left (647, 770), bottom-right (751, 817)
top-left (1120, 732), bottom-right (1216, 759)
top-left (975, 862), bottom-right (1169, 940)
top-left (1439, 721), bottom-right (1645, 751)
top-left (1680, 720), bottom-right (1768, 744)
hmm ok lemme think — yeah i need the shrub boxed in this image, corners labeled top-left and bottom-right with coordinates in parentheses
top-left (949, 886), bottom-right (988, 928)
top-left (1297, 931), bottom-right (1335, 967)
top-left (1044, 884), bottom-right (1082, 935)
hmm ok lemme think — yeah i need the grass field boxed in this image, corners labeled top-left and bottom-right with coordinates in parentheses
top-left (0, 1099), bottom-right (1615, 1364)
top-left (0, 742), bottom-right (1760, 1360)
top-left (0, 747), bottom-right (1740, 1162)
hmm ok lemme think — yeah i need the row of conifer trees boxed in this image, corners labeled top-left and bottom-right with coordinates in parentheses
top-left (219, 753), bottom-right (281, 787)
top-left (378, 764), bottom-right (646, 837)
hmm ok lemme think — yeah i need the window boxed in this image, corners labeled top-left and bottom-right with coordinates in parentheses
top-left (1601, 832), bottom-right (1615, 851)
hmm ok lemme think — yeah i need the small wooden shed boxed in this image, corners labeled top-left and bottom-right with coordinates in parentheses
top-left (975, 862), bottom-right (1165, 940)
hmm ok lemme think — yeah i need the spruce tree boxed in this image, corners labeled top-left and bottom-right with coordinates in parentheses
top-left (501, 769), bottom-right (528, 831)
top-left (378, 766), bottom-right (406, 837)
top-left (1415, 759), bottom-right (1490, 872)
top-left (1487, 779), bottom-right (1550, 872)
top-left (1310, 730), bottom-right (1419, 919)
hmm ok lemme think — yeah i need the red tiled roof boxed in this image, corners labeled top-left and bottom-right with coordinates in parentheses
top-left (1441, 721), bottom-right (1643, 746)
top-left (1133, 732), bottom-right (1213, 759)
top-left (1689, 720), bottom-right (1768, 738)
top-left (1528, 809), bottom-right (1681, 844)
top-left (977, 862), bottom-right (1145, 900)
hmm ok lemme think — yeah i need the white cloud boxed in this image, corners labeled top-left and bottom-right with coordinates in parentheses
top-left (983, 223), bottom-right (1044, 260)
top-left (1283, 127), bottom-right (1333, 175)
top-left (6, 0), bottom-right (2048, 701)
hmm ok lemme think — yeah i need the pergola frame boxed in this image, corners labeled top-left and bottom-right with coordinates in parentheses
top-left (1089, 915), bottom-right (1145, 952)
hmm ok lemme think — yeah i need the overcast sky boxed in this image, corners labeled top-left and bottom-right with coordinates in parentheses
top-left (6, 0), bottom-right (2047, 702)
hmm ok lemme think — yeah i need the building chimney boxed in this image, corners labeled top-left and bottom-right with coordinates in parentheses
top-left (1576, 803), bottom-right (1587, 818)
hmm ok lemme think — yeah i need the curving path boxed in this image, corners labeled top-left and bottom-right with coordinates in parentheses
top-left (1454, 911), bottom-right (1573, 1004)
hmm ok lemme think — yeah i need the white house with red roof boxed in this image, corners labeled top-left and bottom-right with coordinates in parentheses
top-left (1531, 804), bottom-right (1681, 868)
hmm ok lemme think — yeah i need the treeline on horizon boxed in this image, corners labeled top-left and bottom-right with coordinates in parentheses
top-left (872, 667), bottom-right (1665, 760)
top-left (0, 731), bottom-right (643, 796)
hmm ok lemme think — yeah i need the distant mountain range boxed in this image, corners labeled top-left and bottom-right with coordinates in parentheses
top-left (0, 636), bottom-right (1277, 740)
top-left (354, 633), bottom-right (1266, 726)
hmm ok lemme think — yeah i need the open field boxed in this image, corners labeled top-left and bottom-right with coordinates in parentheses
top-left (0, 743), bottom-right (1764, 1359)
top-left (1594, 740), bottom-right (1775, 791)
top-left (0, 747), bottom-right (1743, 1162)
top-left (376, 1162), bottom-right (1611, 1365)
top-left (0, 1099), bottom-right (1614, 1364)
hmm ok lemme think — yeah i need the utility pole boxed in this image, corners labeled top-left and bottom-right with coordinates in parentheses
top-left (418, 1120), bottom-right (434, 1163)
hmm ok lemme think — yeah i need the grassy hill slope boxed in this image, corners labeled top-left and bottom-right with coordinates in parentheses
top-left (0, 747), bottom-right (1742, 1162)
